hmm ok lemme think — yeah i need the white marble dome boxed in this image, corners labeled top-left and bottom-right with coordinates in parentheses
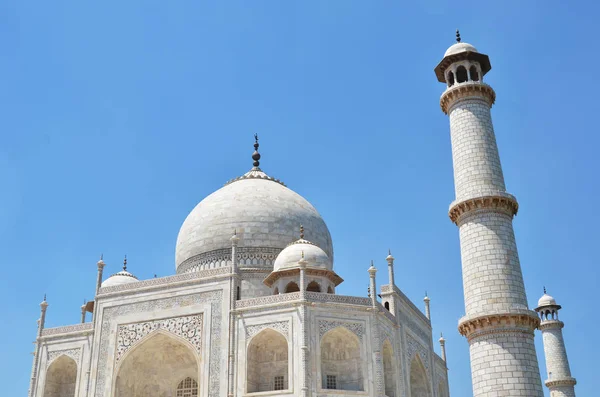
top-left (273, 239), bottom-right (332, 271)
top-left (175, 168), bottom-right (333, 273)
top-left (538, 293), bottom-right (557, 307)
top-left (444, 42), bottom-right (478, 57)
top-left (101, 269), bottom-right (139, 288)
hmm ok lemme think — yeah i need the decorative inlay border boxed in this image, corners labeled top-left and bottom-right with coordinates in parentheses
top-left (449, 194), bottom-right (518, 225)
top-left (440, 82), bottom-right (496, 114)
top-left (47, 348), bottom-right (81, 367)
top-left (406, 333), bottom-right (430, 372)
top-left (115, 314), bottom-right (203, 362)
top-left (318, 320), bottom-right (365, 341)
top-left (245, 321), bottom-right (290, 340)
top-left (94, 291), bottom-right (222, 397)
top-left (179, 247), bottom-right (282, 273)
top-left (397, 310), bottom-right (429, 343)
top-left (42, 323), bottom-right (93, 337)
top-left (458, 311), bottom-right (539, 341)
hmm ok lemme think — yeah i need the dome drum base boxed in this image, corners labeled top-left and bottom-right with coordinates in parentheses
top-left (177, 247), bottom-right (282, 274)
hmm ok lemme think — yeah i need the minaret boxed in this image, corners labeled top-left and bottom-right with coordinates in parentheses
top-left (435, 31), bottom-right (543, 396)
top-left (29, 295), bottom-right (48, 397)
top-left (95, 255), bottom-right (105, 295)
top-left (423, 292), bottom-right (431, 321)
top-left (439, 333), bottom-right (447, 364)
top-left (535, 290), bottom-right (577, 397)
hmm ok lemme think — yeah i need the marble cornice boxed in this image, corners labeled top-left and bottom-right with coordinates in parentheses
top-left (545, 377), bottom-right (577, 388)
top-left (40, 323), bottom-right (94, 339)
top-left (458, 310), bottom-right (539, 341)
top-left (449, 194), bottom-right (518, 225)
top-left (440, 82), bottom-right (496, 114)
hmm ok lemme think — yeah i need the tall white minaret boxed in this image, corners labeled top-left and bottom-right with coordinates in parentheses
top-left (435, 30), bottom-right (543, 396)
top-left (535, 290), bottom-right (577, 397)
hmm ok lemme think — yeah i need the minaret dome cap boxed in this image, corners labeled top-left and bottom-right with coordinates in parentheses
top-left (537, 293), bottom-right (557, 307)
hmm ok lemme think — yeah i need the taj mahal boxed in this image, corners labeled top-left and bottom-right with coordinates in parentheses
top-left (28, 33), bottom-right (577, 397)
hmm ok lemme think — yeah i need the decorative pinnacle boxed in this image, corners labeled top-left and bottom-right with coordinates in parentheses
top-left (41, 294), bottom-right (48, 308)
top-left (424, 291), bottom-right (430, 301)
top-left (300, 225), bottom-right (304, 239)
top-left (123, 255), bottom-right (127, 271)
top-left (252, 133), bottom-right (261, 168)
top-left (456, 29), bottom-right (461, 43)
top-left (368, 260), bottom-right (377, 274)
top-left (544, 286), bottom-right (547, 294)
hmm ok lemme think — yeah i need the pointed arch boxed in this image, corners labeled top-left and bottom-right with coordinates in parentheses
top-left (273, 287), bottom-right (279, 295)
top-left (247, 328), bottom-right (289, 393)
top-left (306, 281), bottom-right (321, 292)
top-left (437, 381), bottom-right (447, 397)
top-left (284, 281), bottom-right (299, 293)
top-left (327, 286), bottom-right (334, 294)
top-left (114, 331), bottom-right (199, 397)
top-left (409, 354), bottom-right (430, 397)
top-left (382, 339), bottom-right (396, 397)
top-left (320, 327), bottom-right (364, 391)
top-left (43, 355), bottom-right (77, 397)
top-left (456, 65), bottom-right (468, 83)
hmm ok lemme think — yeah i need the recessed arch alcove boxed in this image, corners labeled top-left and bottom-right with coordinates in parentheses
top-left (43, 355), bottom-right (77, 397)
top-left (409, 355), bottom-right (430, 397)
top-left (382, 339), bottom-right (396, 397)
top-left (246, 328), bottom-right (289, 393)
top-left (320, 327), bottom-right (364, 391)
top-left (114, 331), bottom-right (199, 397)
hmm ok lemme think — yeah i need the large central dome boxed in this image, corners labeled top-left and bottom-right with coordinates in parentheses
top-left (175, 166), bottom-right (333, 274)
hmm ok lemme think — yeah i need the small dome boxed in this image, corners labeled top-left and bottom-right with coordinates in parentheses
top-left (444, 42), bottom-right (478, 57)
top-left (537, 293), bottom-right (557, 307)
top-left (273, 239), bottom-right (332, 271)
top-left (101, 270), bottom-right (139, 288)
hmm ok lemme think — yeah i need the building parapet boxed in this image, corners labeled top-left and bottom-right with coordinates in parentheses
top-left (41, 323), bottom-right (93, 338)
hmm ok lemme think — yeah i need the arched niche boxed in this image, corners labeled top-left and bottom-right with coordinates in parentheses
top-left (306, 281), bottom-right (321, 292)
top-left (43, 355), bottom-right (77, 397)
top-left (409, 355), bottom-right (430, 397)
top-left (327, 286), bottom-right (334, 294)
top-left (382, 340), bottom-right (396, 397)
top-left (320, 327), bottom-right (364, 391)
top-left (247, 328), bottom-right (289, 393)
top-left (285, 282), bottom-right (299, 293)
top-left (114, 332), bottom-right (199, 397)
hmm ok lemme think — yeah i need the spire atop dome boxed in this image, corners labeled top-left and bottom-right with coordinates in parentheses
top-left (300, 225), bottom-right (304, 239)
top-left (456, 29), bottom-right (461, 42)
top-left (252, 133), bottom-right (261, 168)
top-left (123, 255), bottom-right (128, 271)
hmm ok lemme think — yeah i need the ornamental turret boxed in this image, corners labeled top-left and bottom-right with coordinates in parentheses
top-left (435, 31), bottom-right (544, 396)
top-left (535, 290), bottom-right (577, 397)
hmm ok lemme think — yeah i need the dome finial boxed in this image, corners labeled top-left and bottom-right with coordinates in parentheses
top-left (456, 29), bottom-right (461, 43)
top-left (300, 225), bottom-right (304, 239)
top-left (544, 286), bottom-right (547, 294)
top-left (252, 133), bottom-right (261, 168)
top-left (123, 255), bottom-right (127, 271)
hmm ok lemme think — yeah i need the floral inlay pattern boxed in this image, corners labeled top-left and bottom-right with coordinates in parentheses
top-left (115, 314), bottom-right (203, 362)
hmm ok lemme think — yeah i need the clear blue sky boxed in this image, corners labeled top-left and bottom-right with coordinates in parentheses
top-left (0, 2), bottom-right (597, 396)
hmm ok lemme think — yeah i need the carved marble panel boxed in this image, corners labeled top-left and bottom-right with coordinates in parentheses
top-left (115, 314), bottom-right (203, 362)
top-left (47, 348), bottom-right (81, 367)
top-left (318, 319), bottom-right (365, 341)
top-left (245, 321), bottom-right (290, 340)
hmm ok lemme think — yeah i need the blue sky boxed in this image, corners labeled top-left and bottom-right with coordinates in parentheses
top-left (0, 1), bottom-right (597, 396)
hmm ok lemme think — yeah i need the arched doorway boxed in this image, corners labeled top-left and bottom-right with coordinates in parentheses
top-left (115, 332), bottom-right (199, 397)
top-left (44, 355), bottom-right (77, 397)
top-left (320, 327), bottom-right (364, 391)
top-left (247, 328), bottom-right (289, 393)
top-left (409, 355), bottom-right (430, 397)
top-left (382, 340), bottom-right (396, 397)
